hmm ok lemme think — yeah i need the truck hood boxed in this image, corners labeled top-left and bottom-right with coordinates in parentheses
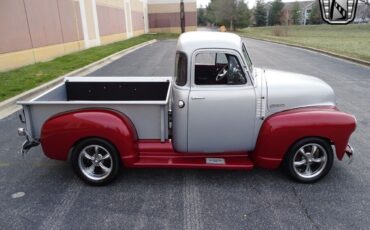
top-left (258, 68), bottom-right (336, 114)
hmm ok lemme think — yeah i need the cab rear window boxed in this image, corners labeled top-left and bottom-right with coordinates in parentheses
top-left (175, 52), bottom-right (187, 86)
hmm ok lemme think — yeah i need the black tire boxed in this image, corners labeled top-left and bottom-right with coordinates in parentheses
top-left (71, 138), bottom-right (120, 185)
top-left (284, 137), bottom-right (334, 183)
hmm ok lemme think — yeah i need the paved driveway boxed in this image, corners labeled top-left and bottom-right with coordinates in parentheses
top-left (0, 38), bottom-right (369, 229)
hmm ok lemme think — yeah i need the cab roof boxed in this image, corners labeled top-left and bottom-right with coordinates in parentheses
top-left (176, 32), bottom-right (243, 56)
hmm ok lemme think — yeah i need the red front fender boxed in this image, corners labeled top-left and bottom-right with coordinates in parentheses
top-left (251, 106), bottom-right (356, 169)
top-left (41, 109), bottom-right (138, 165)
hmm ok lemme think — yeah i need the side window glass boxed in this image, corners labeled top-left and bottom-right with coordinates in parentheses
top-left (175, 52), bottom-right (187, 86)
top-left (195, 52), bottom-right (246, 85)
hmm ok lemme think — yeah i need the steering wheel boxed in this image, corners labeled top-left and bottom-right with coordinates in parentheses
top-left (216, 65), bottom-right (228, 82)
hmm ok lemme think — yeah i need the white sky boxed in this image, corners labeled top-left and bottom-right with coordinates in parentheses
top-left (197, 0), bottom-right (309, 9)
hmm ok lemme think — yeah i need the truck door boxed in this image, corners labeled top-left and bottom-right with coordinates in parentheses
top-left (187, 50), bottom-right (256, 153)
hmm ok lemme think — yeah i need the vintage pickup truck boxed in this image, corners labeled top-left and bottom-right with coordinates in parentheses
top-left (17, 32), bottom-right (356, 185)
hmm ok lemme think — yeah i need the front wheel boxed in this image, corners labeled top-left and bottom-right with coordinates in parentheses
top-left (71, 138), bottom-right (121, 185)
top-left (285, 137), bottom-right (334, 183)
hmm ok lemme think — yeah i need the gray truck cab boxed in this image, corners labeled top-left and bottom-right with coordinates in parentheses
top-left (172, 32), bottom-right (262, 153)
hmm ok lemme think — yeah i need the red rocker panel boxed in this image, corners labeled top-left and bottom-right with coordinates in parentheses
top-left (41, 109), bottom-right (138, 165)
top-left (133, 140), bottom-right (254, 170)
top-left (251, 106), bottom-right (356, 169)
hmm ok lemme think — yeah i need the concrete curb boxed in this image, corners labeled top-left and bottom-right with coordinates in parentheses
top-left (0, 39), bottom-right (157, 119)
top-left (241, 35), bottom-right (370, 67)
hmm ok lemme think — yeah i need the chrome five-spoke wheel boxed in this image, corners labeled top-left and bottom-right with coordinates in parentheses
top-left (292, 144), bottom-right (327, 179)
top-left (78, 145), bottom-right (113, 181)
top-left (285, 138), bottom-right (333, 183)
top-left (72, 138), bottom-right (120, 185)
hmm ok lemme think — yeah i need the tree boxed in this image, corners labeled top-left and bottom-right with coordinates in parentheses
top-left (197, 8), bottom-right (207, 26)
top-left (291, 1), bottom-right (301, 24)
top-left (215, 0), bottom-right (237, 30)
top-left (235, 0), bottom-right (251, 28)
top-left (268, 0), bottom-right (284, 25)
top-left (309, 0), bottom-right (322, 24)
top-left (280, 9), bottom-right (289, 25)
top-left (254, 0), bottom-right (267, 26)
top-left (206, 0), bottom-right (251, 30)
top-left (206, 0), bottom-right (216, 25)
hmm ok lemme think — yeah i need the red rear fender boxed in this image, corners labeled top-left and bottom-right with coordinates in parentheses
top-left (41, 109), bottom-right (138, 165)
top-left (252, 106), bottom-right (356, 169)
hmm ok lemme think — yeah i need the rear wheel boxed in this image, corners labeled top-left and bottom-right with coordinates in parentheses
top-left (71, 138), bottom-right (120, 185)
top-left (285, 137), bottom-right (333, 183)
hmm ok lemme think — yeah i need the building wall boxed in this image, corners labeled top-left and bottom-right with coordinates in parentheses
top-left (0, 0), bottom-right (196, 72)
top-left (148, 0), bottom-right (197, 33)
top-left (0, 0), bottom-right (84, 71)
top-left (96, 0), bottom-right (126, 45)
top-left (130, 0), bottom-right (147, 36)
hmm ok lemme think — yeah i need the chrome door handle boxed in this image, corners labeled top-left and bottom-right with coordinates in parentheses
top-left (191, 96), bottom-right (206, 100)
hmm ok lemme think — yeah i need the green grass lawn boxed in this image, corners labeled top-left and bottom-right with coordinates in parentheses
top-left (0, 33), bottom-right (178, 102)
top-left (239, 24), bottom-right (370, 63)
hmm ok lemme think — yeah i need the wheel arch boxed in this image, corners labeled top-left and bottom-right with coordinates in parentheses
top-left (41, 108), bottom-right (139, 166)
top-left (251, 106), bottom-right (356, 169)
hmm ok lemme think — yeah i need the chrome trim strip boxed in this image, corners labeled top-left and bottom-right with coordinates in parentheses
top-left (17, 100), bottom-right (169, 105)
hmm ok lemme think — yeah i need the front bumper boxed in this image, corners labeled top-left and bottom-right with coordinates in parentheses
top-left (345, 144), bottom-right (354, 164)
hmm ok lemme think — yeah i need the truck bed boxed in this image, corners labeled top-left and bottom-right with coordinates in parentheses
top-left (18, 77), bottom-right (172, 141)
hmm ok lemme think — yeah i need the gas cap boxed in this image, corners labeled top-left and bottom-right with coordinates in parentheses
top-left (178, 100), bottom-right (185, 108)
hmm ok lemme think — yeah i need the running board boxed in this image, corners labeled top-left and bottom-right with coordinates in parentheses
top-left (132, 154), bottom-right (254, 170)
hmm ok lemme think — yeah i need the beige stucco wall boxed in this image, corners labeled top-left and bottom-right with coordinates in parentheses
top-left (0, 0), bottom-right (196, 72)
top-left (148, 0), bottom-right (197, 33)
top-left (0, 0), bottom-right (85, 71)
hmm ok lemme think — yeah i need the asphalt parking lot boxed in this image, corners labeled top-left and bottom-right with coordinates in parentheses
top-left (1, 38), bottom-right (370, 229)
